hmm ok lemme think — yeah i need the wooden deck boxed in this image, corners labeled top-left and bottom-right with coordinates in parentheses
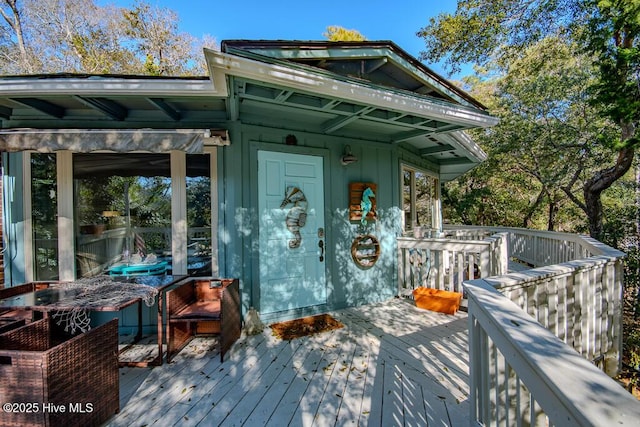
top-left (105, 298), bottom-right (470, 426)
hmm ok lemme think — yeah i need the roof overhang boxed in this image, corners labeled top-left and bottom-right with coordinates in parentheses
top-left (0, 42), bottom-right (497, 180)
top-left (205, 49), bottom-right (497, 130)
top-left (0, 75), bottom-right (228, 130)
top-left (205, 47), bottom-right (496, 180)
top-left (221, 40), bottom-right (487, 110)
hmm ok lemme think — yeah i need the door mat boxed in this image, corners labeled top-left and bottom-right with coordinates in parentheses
top-left (270, 313), bottom-right (344, 340)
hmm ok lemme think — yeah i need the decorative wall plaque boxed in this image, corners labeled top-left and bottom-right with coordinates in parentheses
top-left (349, 182), bottom-right (377, 224)
top-left (351, 234), bottom-right (381, 269)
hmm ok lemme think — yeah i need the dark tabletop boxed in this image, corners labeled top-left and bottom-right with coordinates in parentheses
top-left (0, 275), bottom-right (187, 312)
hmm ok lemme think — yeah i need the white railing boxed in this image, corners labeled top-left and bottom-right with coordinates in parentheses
top-left (399, 226), bottom-right (637, 424)
top-left (444, 225), bottom-right (599, 267)
top-left (75, 226), bottom-right (210, 276)
top-left (397, 232), bottom-right (508, 295)
top-left (466, 279), bottom-right (640, 426)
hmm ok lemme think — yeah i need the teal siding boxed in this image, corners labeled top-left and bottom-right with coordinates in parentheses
top-left (218, 124), bottom-right (425, 321)
top-left (1, 125), bottom-right (433, 324)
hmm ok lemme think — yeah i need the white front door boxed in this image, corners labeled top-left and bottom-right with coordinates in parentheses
top-left (257, 151), bottom-right (326, 314)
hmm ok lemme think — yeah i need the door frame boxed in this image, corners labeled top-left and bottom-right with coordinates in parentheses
top-left (248, 141), bottom-right (331, 317)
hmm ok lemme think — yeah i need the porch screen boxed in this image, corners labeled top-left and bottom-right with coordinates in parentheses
top-left (0, 129), bottom-right (228, 153)
top-left (74, 153), bottom-right (172, 278)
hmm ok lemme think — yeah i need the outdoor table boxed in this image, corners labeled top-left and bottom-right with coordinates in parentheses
top-left (108, 261), bottom-right (169, 276)
top-left (0, 274), bottom-right (187, 367)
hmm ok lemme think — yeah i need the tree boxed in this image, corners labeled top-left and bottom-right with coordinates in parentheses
top-left (323, 26), bottom-right (366, 41)
top-left (419, 0), bottom-right (640, 240)
top-left (122, 1), bottom-right (206, 75)
top-left (0, 0), bottom-right (215, 75)
top-left (24, 0), bottom-right (135, 73)
top-left (0, 0), bottom-right (33, 72)
top-left (483, 37), bottom-right (614, 231)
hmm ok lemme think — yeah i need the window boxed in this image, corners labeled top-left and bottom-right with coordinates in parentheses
top-left (74, 153), bottom-right (172, 277)
top-left (402, 165), bottom-right (440, 235)
top-left (19, 149), bottom-right (217, 281)
top-left (186, 154), bottom-right (212, 276)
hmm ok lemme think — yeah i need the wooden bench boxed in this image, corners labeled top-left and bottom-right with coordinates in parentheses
top-left (166, 278), bottom-right (241, 363)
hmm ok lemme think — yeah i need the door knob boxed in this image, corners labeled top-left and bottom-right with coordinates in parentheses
top-left (318, 240), bottom-right (325, 262)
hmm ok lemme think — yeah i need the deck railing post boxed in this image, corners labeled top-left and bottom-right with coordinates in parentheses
top-left (468, 306), bottom-right (491, 425)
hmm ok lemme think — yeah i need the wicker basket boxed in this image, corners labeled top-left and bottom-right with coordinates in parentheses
top-left (0, 317), bottom-right (119, 427)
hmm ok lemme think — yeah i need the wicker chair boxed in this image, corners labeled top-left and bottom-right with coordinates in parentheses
top-left (0, 317), bottom-right (119, 427)
top-left (0, 318), bottom-right (26, 334)
top-left (166, 278), bottom-right (241, 363)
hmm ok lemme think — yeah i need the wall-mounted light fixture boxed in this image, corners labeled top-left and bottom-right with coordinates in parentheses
top-left (341, 145), bottom-right (358, 166)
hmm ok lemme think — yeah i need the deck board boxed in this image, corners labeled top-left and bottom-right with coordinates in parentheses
top-left (104, 298), bottom-right (471, 427)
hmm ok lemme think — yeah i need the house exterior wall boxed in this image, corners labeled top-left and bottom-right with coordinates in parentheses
top-left (217, 122), bottom-right (434, 321)
top-left (0, 124), bottom-right (439, 323)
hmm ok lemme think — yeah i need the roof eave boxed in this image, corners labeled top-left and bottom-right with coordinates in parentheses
top-left (0, 76), bottom-right (220, 97)
top-left (204, 49), bottom-right (498, 129)
top-left (221, 40), bottom-right (487, 110)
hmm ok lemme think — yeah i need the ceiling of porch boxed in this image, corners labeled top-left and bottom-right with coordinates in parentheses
top-left (229, 77), bottom-right (487, 180)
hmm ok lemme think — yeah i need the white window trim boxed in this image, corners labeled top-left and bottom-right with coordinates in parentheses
top-left (26, 148), bottom-right (220, 280)
top-left (22, 153), bottom-right (33, 282)
top-left (57, 151), bottom-right (74, 281)
top-left (206, 146), bottom-right (219, 276)
top-left (400, 163), bottom-right (441, 234)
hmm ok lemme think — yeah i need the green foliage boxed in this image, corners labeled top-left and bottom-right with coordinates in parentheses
top-left (420, 0), bottom-right (638, 240)
top-left (187, 177), bottom-right (211, 227)
top-left (417, 0), bottom-right (577, 75)
top-left (444, 36), bottom-right (613, 232)
top-left (585, 0), bottom-right (640, 146)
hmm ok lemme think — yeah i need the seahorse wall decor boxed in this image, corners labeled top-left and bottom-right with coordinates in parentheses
top-left (280, 186), bottom-right (308, 248)
top-left (360, 187), bottom-right (375, 225)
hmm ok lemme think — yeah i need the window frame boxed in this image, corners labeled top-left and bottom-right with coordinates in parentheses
top-left (22, 148), bottom-right (218, 281)
top-left (400, 163), bottom-right (441, 235)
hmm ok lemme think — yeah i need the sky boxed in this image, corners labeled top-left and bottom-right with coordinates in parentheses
top-left (105, 0), bottom-right (460, 77)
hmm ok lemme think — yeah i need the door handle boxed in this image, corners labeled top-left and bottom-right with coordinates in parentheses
top-left (318, 240), bottom-right (325, 262)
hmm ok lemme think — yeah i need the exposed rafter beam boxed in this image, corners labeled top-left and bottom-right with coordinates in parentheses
top-left (322, 106), bottom-right (375, 133)
top-left (419, 144), bottom-right (455, 156)
top-left (275, 90), bottom-right (293, 103)
top-left (322, 114), bottom-right (359, 133)
top-left (438, 157), bottom-right (473, 165)
top-left (148, 98), bottom-right (181, 121)
top-left (74, 96), bottom-right (127, 121)
top-left (392, 129), bottom-right (433, 143)
top-left (0, 105), bottom-right (12, 120)
top-left (321, 99), bottom-right (341, 110)
top-left (11, 98), bottom-right (65, 118)
top-left (389, 112), bottom-right (409, 122)
top-left (364, 58), bottom-right (387, 74)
